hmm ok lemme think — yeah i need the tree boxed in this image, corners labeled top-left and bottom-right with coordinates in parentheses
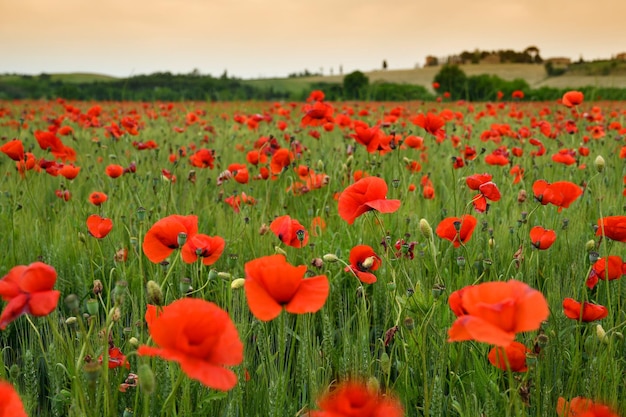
top-left (433, 65), bottom-right (467, 100)
top-left (343, 71), bottom-right (369, 99)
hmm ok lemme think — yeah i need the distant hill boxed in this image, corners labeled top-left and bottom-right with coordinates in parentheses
top-left (246, 63), bottom-right (626, 94)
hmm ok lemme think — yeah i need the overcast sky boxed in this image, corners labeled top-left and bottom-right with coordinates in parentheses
top-left (1, 0), bottom-right (625, 79)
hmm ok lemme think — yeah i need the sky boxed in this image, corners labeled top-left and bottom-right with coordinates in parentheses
top-left (1, 0), bottom-right (625, 80)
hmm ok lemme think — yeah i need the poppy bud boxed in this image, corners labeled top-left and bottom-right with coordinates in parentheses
top-left (596, 324), bottom-right (609, 344)
top-left (274, 246), bottom-right (287, 256)
top-left (316, 159), bottom-right (324, 171)
top-left (259, 223), bottom-right (269, 235)
top-left (86, 299), bottom-right (99, 316)
top-left (9, 364), bottom-right (20, 379)
top-left (146, 280), bottom-right (163, 306)
top-left (419, 218), bottom-right (433, 240)
top-left (208, 269), bottom-right (218, 280)
top-left (65, 316), bottom-right (77, 326)
top-left (64, 294), bottom-right (79, 311)
top-left (138, 364), bottom-right (156, 394)
top-left (585, 240), bottom-right (596, 252)
top-left (231, 278), bottom-right (246, 289)
top-left (323, 253), bottom-right (339, 262)
top-left (387, 282), bottom-right (396, 291)
top-left (217, 272), bottom-right (231, 279)
top-left (78, 232), bottom-right (86, 244)
top-left (311, 258), bottom-right (324, 269)
top-left (345, 155), bottom-right (353, 167)
top-left (367, 376), bottom-right (380, 392)
top-left (128, 337), bottom-right (139, 348)
top-left (594, 155), bottom-right (605, 173)
top-left (403, 316), bottom-right (415, 330)
top-left (517, 190), bottom-right (527, 203)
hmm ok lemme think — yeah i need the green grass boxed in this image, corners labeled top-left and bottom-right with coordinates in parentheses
top-left (0, 98), bottom-right (625, 416)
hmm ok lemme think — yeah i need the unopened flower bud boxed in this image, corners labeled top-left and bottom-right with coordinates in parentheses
top-left (93, 280), bottom-right (103, 296)
top-left (488, 238), bottom-right (495, 248)
top-left (367, 376), bottom-right (380, 392)
top-left (585, 240), bottom-right (596, 252)
top-left (208, 269), bottom-right (218, 280)
top-left (65, 316), bottom-right (78, 326)
top-left (231, 278), bottom-right (246, 289)
top-left (137, 364), bottom-right (155, 394)
top-left (64, 294), bottom-right (79, 311)
top-left (217, 272), bottom-right (231, 280)
top-left (146, 280), bottom-right (163, 306)
top-left (311, 258), bottom-right (323, 269)
top-left (594, 155), bottom-right (605, 173)
top-left (275, 246), bottom-right (287, 256)
top-left (109, 307), bottom-right (121, 322)
top-left (517, 189), bottom-right (527, 203)
top-left (596, 324), bottom-right (609, 344)
top-left (128, 337), bottom-right (139, 348)
top-left (323, 254), bottom-right (339, 262)
top-left (419, 218), bottom-right (433, 240)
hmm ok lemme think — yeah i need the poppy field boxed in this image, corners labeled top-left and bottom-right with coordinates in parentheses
top-left (1, 91), bottom-right (626, 416)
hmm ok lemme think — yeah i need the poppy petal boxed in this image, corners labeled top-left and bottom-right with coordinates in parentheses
top-left (244, 278), bottom-right (283, 321)
top-left (285, 275), bottom-right (329, 314)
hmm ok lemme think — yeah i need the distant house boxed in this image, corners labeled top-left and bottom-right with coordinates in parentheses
top-left (544, 57), bottom-right (571, 67)
top-left (616, 53), bottom-right (626, 61)
top-left (424, 56), bottom-right (439, 67)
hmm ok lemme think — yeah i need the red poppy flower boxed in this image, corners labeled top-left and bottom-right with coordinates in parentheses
top-left (270, 148), bottom-right (293, 175)
top-left (244, 254), bottom-right (329, 321)
top-left (58, 164), bottom-right (80, 180)
top-left (512, 90), bottom-right (525, 99)
top-left (105, 164), bottom-right (124, 178)
top-left (180, 234), bottom-right (225, 265)
top-left (344, 245), bottom-right (381, 284)
top-left (34, 130), bottom-right (63, 152)
top-left (529, 226), bottom-right (556, 250)
top-left (55, 189), bottom-right (71, 201)
top-left (337, 177), bottom-right (401, 225)
top-left (412, 112), bottom-right (445, 139)
top-left (557, 396), bottom-right (619, 417)
top-left (585, 256), bottom-right (625, 289)
top-left (86, 214), bottom-right (113, 239)
top-left (89, 192), bottom-right (108, 206)
top-left (484, 147), bottom-right (510, 165)
top-left (99, 346), bottom-right (130, 370)
top-left (142, 214), bottom-right (198, 263)
top-left (532, 180), bottom-right (583, 211)
top-left (137, 298), bottom-right (243, 391)
top-left (0, 139), bottom-right (24, 161)
top-left (562, 91), bottom-right (584, 108)
top-left (448, 286), bottom-right (473, 317)
top-left (471, 181), bottom-right (501, 213)
top-left (301, 101), bottom-right (334, 127)
top-left (488, 341), bottom-right (529, 372)
top-left (436, 215), bottom-right (477, 248)
top-left (562, 298), bottom-right (608, 322)
top-left (350, 123), bottom-right (391, 154)
top-left (0, 262), bottom-right (61, 330)
top-left (0, 380), bottom-right (28, 417)
top-left (448, 280), bottom-right (549, 346)
top-left (551, 149), bottom-right (577, 166)
top-left (465, 173), bottom-right (492, 190)
top-left (189, 148), bottom-right (215, 169)
top-left (310, 380), bottom-right (404, 417)
top-left (270, 215), bottom-right (309, 248)
top-left (596, 216), bottom-right (626, 242)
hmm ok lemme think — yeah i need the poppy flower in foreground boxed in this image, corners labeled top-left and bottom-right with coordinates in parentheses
top-left (561, 90), bottom-right (584, 108)
top-left (532, 180), bottom-right (583, 211)
top-left (89, 191), bottom-right (108, 206)
top-left (310, 380), bottom-right (404, 417)
top-left (337, 177), bottom-right (401, 225)
top-left (142, 214), bottom-right (198, 263)
top-left (488, 341), bottom-right (529, 372)
top-left (0, 380), bottom-right (28, 417)
top-left (448, 280), bottom-right (549, 346)
top-left (436, 215), bottom-right (477, 248)
top-left (344, 245), bottom-right (382, 284)
top-left (180, 234), bottom-right (225, 266)
top-left (86, 214), bottom-right (113, 239)
top-left (270, 215), bottom-right (309, 248)
top-left (586, 256), bottom-right (625, 289)
top-left (0, 262), bottom-right (61, 330)
top-left (138, 298), bottom-right (243, 391)
top-left (557, 396), bottom-right (619, 417)
top-left (596, 216), bottom-right (626, 242)
top-left (562, 298), bottom-right (608, 322)
top-left (244, 254), bottom-right (329, 321)
top-left (0, 139), bottom-right (25, 161)
top-left (105, 164), bottom-right (124, 178)
top-left (529, 226), bottom-right (556, 250)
